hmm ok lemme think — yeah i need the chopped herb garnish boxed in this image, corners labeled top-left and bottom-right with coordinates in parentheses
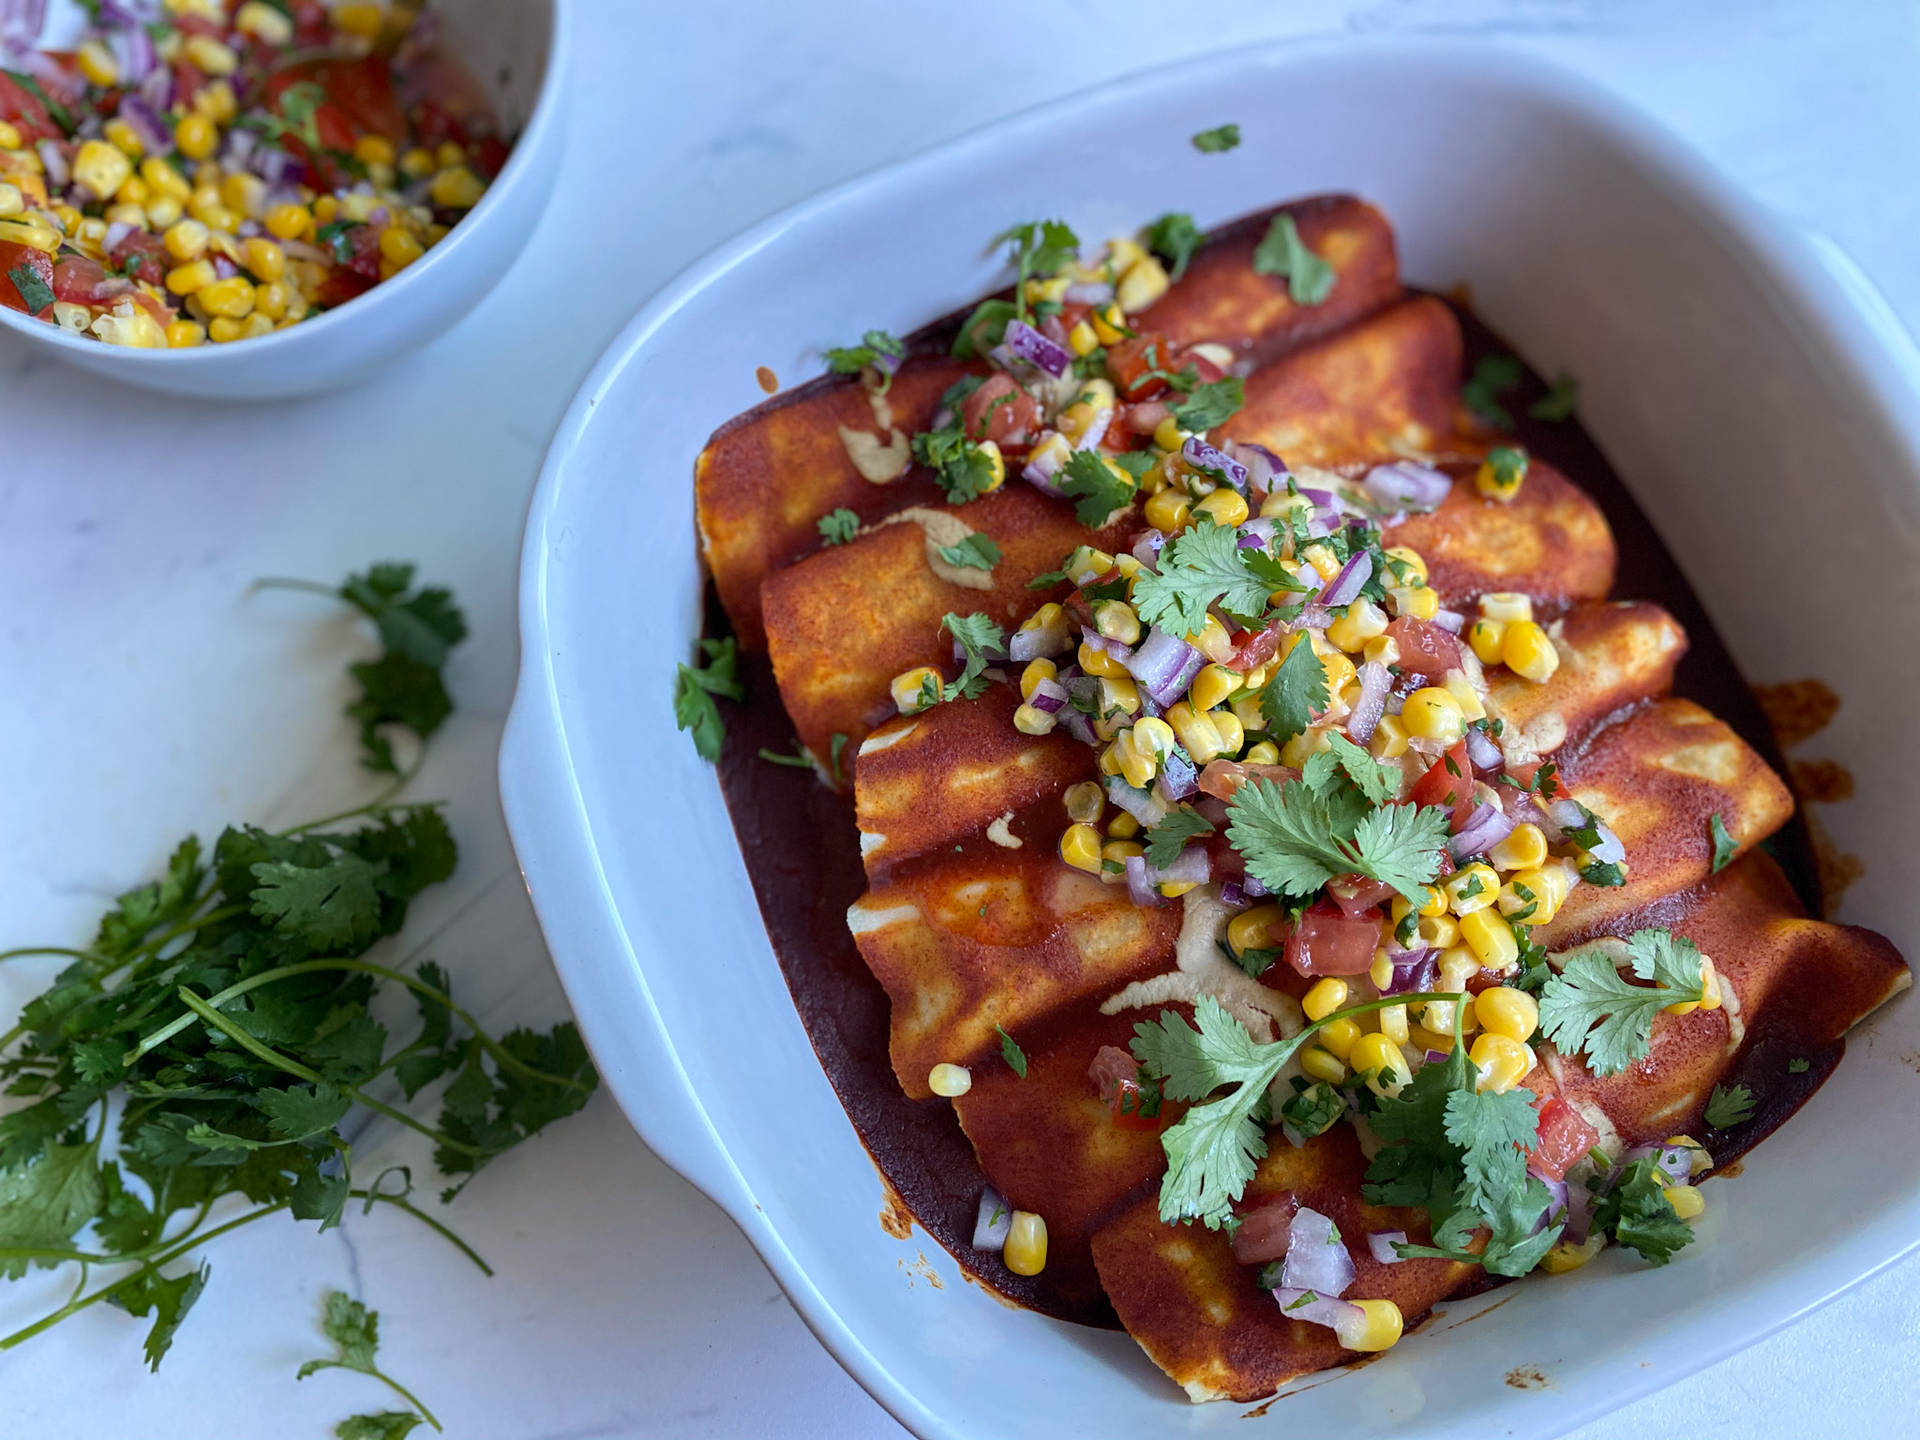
top-left (1226, 756), bottom-right (1450, 907)
top-left (1279, 1078), bottom-right (1345, 1140)
top-left (673, 636), bottom-right (746, 762)
top-left (1251, 213), bottom-right (1335, 306)
top-left (1704, 1083), bottom-right (1756, 1129)
top-left (1143, 807), bottom-right (1216, 868)
top-left (1144, 211), bottom-right (1203, 281)
top-left (297, 1291), bottom-right (438, 1430)
top-left (314, 219), bottom-right (364, 266)
top-left (996, 1026), bottom-right (1028, 1078)
top-left (1708, 813), bottom-right (1738, 874)
top-left (823, 329), bottom-right (904, 390)
top-left (7, 261), bottom-right (53, 315)
top-left (757, 747), bottom-right (813, 769)
top-left (1258, 637), bottom-right (1328, 745)
top-left (1170, 376), bottom-right (1245, 433)
top-left (1462, 353), bottom-right (1523, 429)
top-left (924, 611), bottom-right (1005, 705)
top-left (1528, 372), bottom-right (1580, 422)
top-left (993, 219), bottom-right (1080, 323)
top-left (1537, 929), bottom-right (1707, 1075)
top-left (817, 508), bottom-right (860, 545)
top-left (829, 732), bottom-right (850, 787)
top-left (1591, 1156), bottom-right (1695, 1265)
top-left (911, 425), bottom-right (1000, 505)
top-left (3, 68), bottom-right (74, 134)
top-left (1132, 520), bottom-right (1301, 636)
top-left (1058, 449), bottom-right (1137, 527)
top-left (936, 533), bottom-right (1002, 572)
top-left (1787, 1057), bottom-right (1810, 1074)
top-left (1191, 123), bottom-right (1241, 153)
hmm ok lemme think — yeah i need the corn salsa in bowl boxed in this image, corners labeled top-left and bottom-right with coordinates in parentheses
top-left (0, 0), bottom-right (511, 348)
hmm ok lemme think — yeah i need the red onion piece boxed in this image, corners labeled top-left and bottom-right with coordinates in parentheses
top-left (1367, 1231), bottom-right (1408, 1265)
top-left (1124, 626), bottom-right (1204, 709)
top-left (1432, 608), bottom-right (1466, 634)
top-left (1318, 551), bottom-right (1373, 608)
top-left (36, 138), bottom-right (68, 190)
top-left (1363, 460), bottom-right (1452, 512)
top-left (1380, 947), bottom-right (1438, 996)
top-left (1004, 319), bottom-right (1072, 378)
top-left (1450, 802), bottom-right (1516, 861)
top-left (1108, 777), bottom-right (1170, 827)
top-left (1154, 746), bottom-right (1198, 803)
top-left (1122, 854), bottom-right (1162, 908)
top-left (1028, 677), bottom-right (1068, 713)
top-left (1242, 874), bottom-right (1269, 898)
top-left (117, 94), bottom-right (171, 156)
top-left (1219, 880), bottom-right (1248, 908)
top-left (973, 1187), bottom-right (1011, 1250)
top-left (1271, 1288), bottom-right (1366, 1333)
top-left (1282, 1207), bottom-right (1353, 1295)
top-left (1130, 528), bottom-right (1166, 565)
top-left (1087, 1045), bottom-right (1136, 1103)
top-left (1023, 443), bottom-right (1068, 495)
top-left (1146, 845), bottom-right (1211, 888)
top-left (1181, 436), bottom-right (1249, 491)
top-left (1073, 406), bottom-right (1114, 452)
top-left (1535, 1174), bottom-right (1570, 1235)
top-left (0, 0), bottom-right (48, 51)
top-left (1225, 441), bottom-right (1284, 497)
top-left (1347, 660), bottom-right (1390, 743)
top-left (1465, 727), bottom-right (1504, 773)
top-left (1064, 279), bottom-right (1113, 305)
top-left (1062, 709), bottom-right (1097, 745)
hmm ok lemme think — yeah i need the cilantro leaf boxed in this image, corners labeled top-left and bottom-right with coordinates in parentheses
top-left (1258, 637), bottom-right (1327, 743)
top-left (1144, 211), bottom-right (1203, 282)
top-left (1227, 773), bottom-right (1448, 906)
top-left (1279, 1078), bottom-right (1344, 1140)
top-left (1251, 213), bottom-right (1335, 305)
top-left (674, 636), bottom-right (745, 763)
top-left (1143, 807), bottom-right (1215, 868)
top-left (1131, 521), bottom-right (1276, 636)
top-left (994, 219), bottom-right (1080, 322)
top-left (1788, 1057), bottom-right (1810, 1074)
top-left (823, 329), bottom-right (904, 386)
top-left (952, 298), bottom-right (1018, 359)
top-left (249, 854), bottom-right (384, 951)
top-left (106, 1261), bottom-right (210, 1372)
top-left (1708, 813), bottom-right (1738, 873)
top-left (1191, 123), bottom-right (1241, 153)
top-left (1592, 1156), bottom-right (1695, 1265)
top-left (757, 747), bottom-right (813, 769)
top-left (1704, 1082), bottom-right (1756, 1129)
top-left (314, 218), bottom-right (364, 266)
top-left (936, 533), bottom-right (1001, 572)
top-left (8, 261), bottom-right (53, 314)
top-left (996, 1026), bottom-right (1028, 1078)
top-left (0, 1144), bottom-right (104, 1281)
top-left (1537, 929), bottom-right (1707, 1075)
top-left (1528, 372), bottom-right (1579, 422)
top-left (1058, 449), bottom-right (1136, 527)
top-left (817, 508), bottom-right (860, 545)
top-left (337, 1416), bottom-right (426, 1440)
top-left (1346, 802), bottom-right (1455, 905)
top-left (1463, 354), bottom-right (1522, 429)
top-left (911, 424), bottom-right (1000, 504)
top-left (298, 1291), bottom-right (440, 1428)
top-left (922, 612), bottom-right (1007, 706)
top-left (1170, 376), bottom-right (1244, 433)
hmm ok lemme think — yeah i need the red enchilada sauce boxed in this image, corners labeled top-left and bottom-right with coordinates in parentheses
top-left (713, 298), bottom-right (1836, 1321)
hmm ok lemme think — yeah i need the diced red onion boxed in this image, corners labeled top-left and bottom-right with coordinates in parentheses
top-left (1063, 280), bottom-right (1113, 305)
top-left (1147, 845), bottom-right (1211, 887)
top-left (103, 220), bottom-right (133, 251)
top-left (1432, 608), bottom-right (1466, 634)
top-left (1131, 529), bottom-right (1166, 566)
top-left (211, 256), bottom-right (239, 281)
top-left (1535, 1175), bottom-right (1570, 1235)
top-left (1381, 947), bottom-right (1437, 997)
top-left (1004, 319), bottom-right (1072, 378)
top-left (36, 139), bottom-right (68, 189)
top-left (1271, 1288), bottom-right (1366, 1334)
top-left (1124, 626), bottom-right (1204, 709)
top-left (1072, 406), bottom-right (1114, 452)
top-left (1588, 817), bottom-right (1626, 865)
top-left (1347, 661), bottom-right (1390, 743)
top-left (0, 0), bottom-right (47, 52)
top-left (1424, 1048), bottom-right (1450, 1066)
top-left (1299, 486), bottom-right (1336, 508)
top-left (1080, 627), bottom-right (1132, 663)
top-left (1236, 533), bottom-right (1265, 551)
top-left (1023, 440), bottom-right (1068, 495)
top-left (1239, 516), bottom-right (1276, 547)
top-left (1242, 874), bottom-right (1269, 898)
top-left (1062, 709), bottom-right (1096, 745)
top-left (973, 1187), bottom-right (1012, 1250)
top-left (1281, 1206), bottom-right (1355, 1296)
top-left (1108, 777), bottom-right (1170, 827)
top-left (1465, 728), bottom-right (1504, 773)
top-left (1450, 802), bottom-right (1516, 861)
top-left (1318, 551), bottom-right (1373, 608)
top-left (1219, 880), bottom-right (1248, 908)
top-left (1225, 441), bottom-right (1284, 497)
top-left (1122, 855), bottom-right (1161, 908)
top-left (1028, 677), bottom-right (1068, 714)
top-left (1182, 436), bottom-right (1249, 491)
top-left (1008, 611), bottom-right (1072, 661)
top-left (1367, 1231), bottom-right (1408, 1265)
top-left (1154, 746), bottom-right (1198, 803)
top-left (118, 95), bottom-right (171, 157)
top-left (104, 22), bottom-right (155, 85)
top-left (1362, 461), bottom-right (1452, 513)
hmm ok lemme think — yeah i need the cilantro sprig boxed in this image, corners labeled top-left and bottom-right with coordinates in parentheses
top-left (1258, 636), bottom-right (1327, 744)
top-left (823, 329), bottom-right (904, 390)
top-left (1144, 211), bottom-right (1203, 282)
top-left (1252, 213), bottom-right (1335, 305)
top-left (1463, 354), bottom-right (1523, 429)
top-left (936, 533), bottom-right (1001, 573)
top-left (1131, 521), bottom-right (1301, 636)
top-left (817, 508), bottom-right (860, 545)
top-left (911, 424), bottom-right (1001, 505)
top-left (8, 260), bottom-right (53, 315)
top-left (1591, 1155), bottom-right (1695, 1265)
top-left (916, 612), bottom-right (1006, 709)
top-left (1537, 930), bottom-right (1707, 1075)
top-left (1170, 376), bottom-right (1245, 433)
top-left (673, 636), bottom-right (746, 762)
top-left (994, 219), bottom-right (1080, 324)
top-left (1143, 807), bottom-right (1215, 868)
top-left (1704, 1082), bottom-right (1755, 1129)
top-left (1058, 449), bottom-right (1139, 527)
top-left (298, 1291), bottom-right (439, 1431)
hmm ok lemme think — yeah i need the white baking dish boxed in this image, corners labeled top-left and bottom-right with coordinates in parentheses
top-left (500, 36), bottom-right (1920, 1439)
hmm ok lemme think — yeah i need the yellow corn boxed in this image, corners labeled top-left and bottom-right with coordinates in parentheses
top-left (1501, 619), bottom-right (1560, 684)
top-left (1004, 1211), bottom-right (1048, 1275)
top-left (1475, 447), bottom-right (1528, 502)
top-left (1115, 255), bottom-right (1170, 312)
top-left (1468, 617), bottom-right (1506, 665)
top-left (1227, 905), bottom-right (1282, 956)
top-left (927, 1063), bottom-right (972, 1098)
top-left (1194, 614), bottom-right (1234, 663)
top-left (91, 304), bottom-right (167, 348)
top-left (1663, 1135), bottom-right (1714, 1177)
top-left (1540, 1233), bottom-right (1606, 1274)
top-left (1369, 712), bottom-right (1410, 759)
top-left (1261, 489), bottom-right (1308, 522)
top-left (1165, 701), bottom-right (1225, 765)
top-left (1303, 978), bottom-right (1349, 1022)
top-left (1401, 686), bottom-right (1466, 743)
top-left (1090, 300), bottom-right (1128, 345)
top-left (0, 216), bottom-right (59, 252)
top-left (1093, 599), bottom-right (1141, 646)
top-left (1101, 839), bottom-right (1144, 883)
top-left (974, 439), bottom-right (1007, 493)
top-left (1664, 1184), bottom-right (1706, 1221)
top-left (1350, 1034), bottom-right (1411, 1098)
top-left (1415, 913), bottom-right (1460, 950)
top-left (1072, 638), bottom-right (1123, 679)
top-left (1299, 1047), bottom-right (1347, 1085)
top-left (1393, 584), bottom-right (1441, 621)
top-left (1317, 1017), bottom-right (1360, 1063)
top-left (1474, 986), bottom-right (1539, 1042)
top-left (333, 1), bottom-right (385, 38)
top-left (1479, 592), bottom-right (1533, 624)
top-left (1341, 1298), bottom-right (1404, 1353)
top-left (380, 225), bottom-right (425, 268)
top-left (1142, 488), bottom-right (1191, 534)
top-left (72, 140), bottom-right (133, 200)
top-left (430, 165), bottom-right (486, 210)
top-left (164, 319), bottom-right (207, 348)
top-left (1470, 1032), bottom-right (1535, 1093)
top-left (166, 218), bottom-right (215, 260)
top-left (1186, 663), bottom-right (1237, 713)
top-left (1243, 739), bottom-right (1279, 764)
top-left (1378, 1003), bottom-right (1410, 1045)
top-left (890, 666), bottom-right (940, 714)
top-left (0, 120), bottom-right (21, 149)
top-left (1063, 782), bottom-right (1105, 824)
top-left (1279, 725), bottom-right (1333, 769)
top-left (1066, 319), bottom-right (1099, 356)
top-left (1107, 811), bottom-right (1139, 839)
top-left (1012, 702), bottom-right (1056, 736)
top-left (1489, 822), bottom-right (1548, 873)
top-left (1108, 730), bottom-right (1154, 789)
top-left (145, 195), bottom-right (183, 229)
top-left (1326, 599), bottom-right (1389, 653)
top-left (1445, 864), bottom-right (1499, 916)
top-left (76, 38), bottom-right (119, 87)
top-left (0, 182), bottom-right (20, 218)
top-left (1193, 488), bottom-right (1249, 527)
top-left (1231, 693), bottom-right (1266, 734)
top-left (1099, 675), bottom-right (1142, 720)
top-left (1459, 907), bottom-right (1520, 970)
top-left (1383, 545), bottom-right (1428, 584)
top-left (1132, 716), bottom-right (1176, 761)
top-left (165, 259), bottom-right (217, 296)
top-left (1059, 822), bottom-right (1103, 874)
top-left (1018, 658), bottom-right (1058, 701)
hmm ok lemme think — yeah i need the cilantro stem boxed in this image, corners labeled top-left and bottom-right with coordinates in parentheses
top-left (0, 944), bottom-right (116, 966)
top-left (171, 990), bottom-right (492, 1160)
top-left (251, 577), bottom-right (341, 600)
top-left (280, 774), bottom-right (423, 837)
top-left (358, 1190), bottom-right (492, 1277)
top-left (127, 960), bottom-right (592, 1095)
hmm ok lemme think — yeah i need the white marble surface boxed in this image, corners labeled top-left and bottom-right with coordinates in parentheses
top-left (4, 0), bottom-right (1918, 1434)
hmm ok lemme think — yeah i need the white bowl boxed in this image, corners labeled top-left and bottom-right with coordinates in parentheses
top-left (501, 36), bottom-right (1920, 1440)
top-left (0, 0), bottom-right (564, 399)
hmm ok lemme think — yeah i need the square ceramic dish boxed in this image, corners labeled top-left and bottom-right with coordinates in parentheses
top-left (501, 37), bottom-right (1920, 1440)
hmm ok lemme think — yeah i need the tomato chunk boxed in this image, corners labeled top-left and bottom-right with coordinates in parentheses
top-left (1408, 742), bottom-right (1475, 828)
top-left (0, 242), bottom-right (54, 316)
top-left (1385, 617), bottom-right (1463, 680)
top-left (1088, 1044), bottom-right (1162, 1130)
top-left (0, 73), bottom-right (61, 145)
top-left (960, 372), bottom-right (1040, 447)
top-left (1230, 1194), bottom-right (1299, 1264)
top-left (1527, 1096), bottom-right (1600, 1181)
top-left (1285, 901), bottom-right (1383, 978)
top-left (1326, 875), bottom-right (1398, 917)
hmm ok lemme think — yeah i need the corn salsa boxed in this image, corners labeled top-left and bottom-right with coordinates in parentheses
top-left (0, 0), bottom-right (509, 347)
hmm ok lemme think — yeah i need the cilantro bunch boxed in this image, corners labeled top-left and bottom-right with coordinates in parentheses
top-left (0, 567), bottom-right (597, 1371)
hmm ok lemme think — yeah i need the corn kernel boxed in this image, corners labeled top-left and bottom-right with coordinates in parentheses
top-left (1193, 488), bottom-right (1249, 527)
top-left (1194, 614), bottom-right (1234, 663)
top-left (1478, 592), bottom-right (1533, 624)
top-left (333, 0), bottom-right (384, 38)
top-left (1243, 739), bottom-right (1279, 765)
top-left (0, 120), bottom-right (21, 149)
top-left (184, 34), bottom-right (238, 75)
top-left (1183, 664), bottom-right (1235, 713)
top-left (103, 201), bottom-right (147, 228)
top-left (1066, 318), bottom-right (1099, 356)
top-left (1211, 709), bottom-right (1244, 757)
top-left (1101, 839), bottom-right (1144, 884)
top-left (1302, 978), bottom-right (1349, 1023)
top-left (1474, 986), bottom-right (1539, 1043)
top-left (1350, 1034), bottom-right (1411, 1097)
top-left (196, 275), bottom-right (255, 319)
top-left (1231, 693), bottom-right (1266, 734)
top-left (235, 0), bottom-right (295, 41)
top-left (0, 182), bottom-right (19, 217)
top-left (1064, 784), bottom-right (1105, 825)
top-left (1107, 811), bottom-right (1140, 839)
top-left (1089, 600), bottom-right (1140, 649)
top-left (76, 38), bottom-right (119, 87)
top-left (1012, 698), bottom-right (1057, 735)
top-left (91, 304), bottom-right (168, 347)
top-left (264, 203), bottom-right (312, 241)
top-left (1379, 1003), bottom-right (1410, 1045)
top-left (145, 195), bottom-right (183, 229)
top-left (1369, 712), bottom-right (1410, 759)
top-left (164, 258), bottom-right (217, 295)
top-left (0, 216), bottom-right (58, 251)
top-left (429, 165), bottom-right (486, 210)
top-left (1004, 1211), bottom-right (1048, 1275)
top-left (1489, 822), bottom-right (1547, 873)
top-left (1299, 1047), bottom-right (1347, 1085)
top-left (1279, 724), bottom-right (1333, 769)
top-left (1142, 488), bottom-right (1191, 534)
top-left (1475, 447), bottom-right (1528, 502)
top-left (164, 319), bottom-right (207, 348)
top-left (890, 665), bottom-right (940, 714)
top-left (1326, 599), bottom-right (1389, 653)
top-left (1401, 687), bottom-right (1466, 743)
top-left (1540, 1233), bottom-right (1606, 1274)
top-left (1415, 913), bottom-right (1460, 950)
top-left (1090, 300), bottom-right (1128, 345)
top-left (1132, 716), bottom-right (1176, 761)
top-left (1109, 730), bottom-right (1154, 789)
top-left (1468, 618), bottom-right (1506, 665)
top-left (1501, 619), bottom-right (1560, 684)
top-left (1340, 1298), bottom-right (1404, 1353)
top-left (1115, 255), bottom-right (1170, 312)
top-left (1470, 1032), bottom-right (1534, 1092)
top-left (1664, 1136), bottom-right (1714, 1177)
top-left (1059, 822), bottom-right (1103, 874)
top-left (1227, 905), bottom-right (1282, 956)
top-left (1017, 658), bottom-right (1058, 701)
top-left (72, 139), bottom-right (133, 200)
top-left (1165, 701), bottom-right (1225, 765)
top-left (1317, 1017), bottom-right (1360, 1064)
top-left (927, 1063), bottom-right (971, 1098)
top-left (221, 170), bottom-right (266, 219)
top-left (1459, 906), bottom-right (1521, 970)
top-left (1664, 1184), bottom-right (1706, 1221)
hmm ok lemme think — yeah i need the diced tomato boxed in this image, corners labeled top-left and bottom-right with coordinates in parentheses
top-left (291, 0), bottom-right (333, 47)
top-left (1196, 758), bottom-right (1298, 801)
top-left (1122, 400), bottom-right (1171, 437)
top-left (1226, 616), bottom-right (1289, 673)
top-left (1384, 616), bottom-right (1463, 680)
top-left (409, 98), bottom-right (468, 151)
top-left (170, 58), bottom-right (209, 104)
top-left (1408, 742), bottom-right (1475, 828)
top-left (960, 373), bottom-right (1039, 446)
top-left (1326, 875), bottom-right (1398, 917)
top-left (1527, 1096), bottom-right (1600, 1181)
top-left (0, 242), bottom-right (54, 316)
top-left (1286, 901), bottom-right (1383, 978)
top-left (1105, 333), bottom-right (1177, 400)
top-left (1088, 1044), bottom-right (1162, 1131)
top-left (469, 133), bottom-right (510, 179)
top-left (1503, 758), bottom-right (1556, 799)
top-left (1230, 1195), bottom-right (1299, 1264)
top-left (0, 72), bottom-right (61, 145)
top-left (51, 256), bottom-right (106, 305)
top-left (106, 231), bottom-right (169, 287)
